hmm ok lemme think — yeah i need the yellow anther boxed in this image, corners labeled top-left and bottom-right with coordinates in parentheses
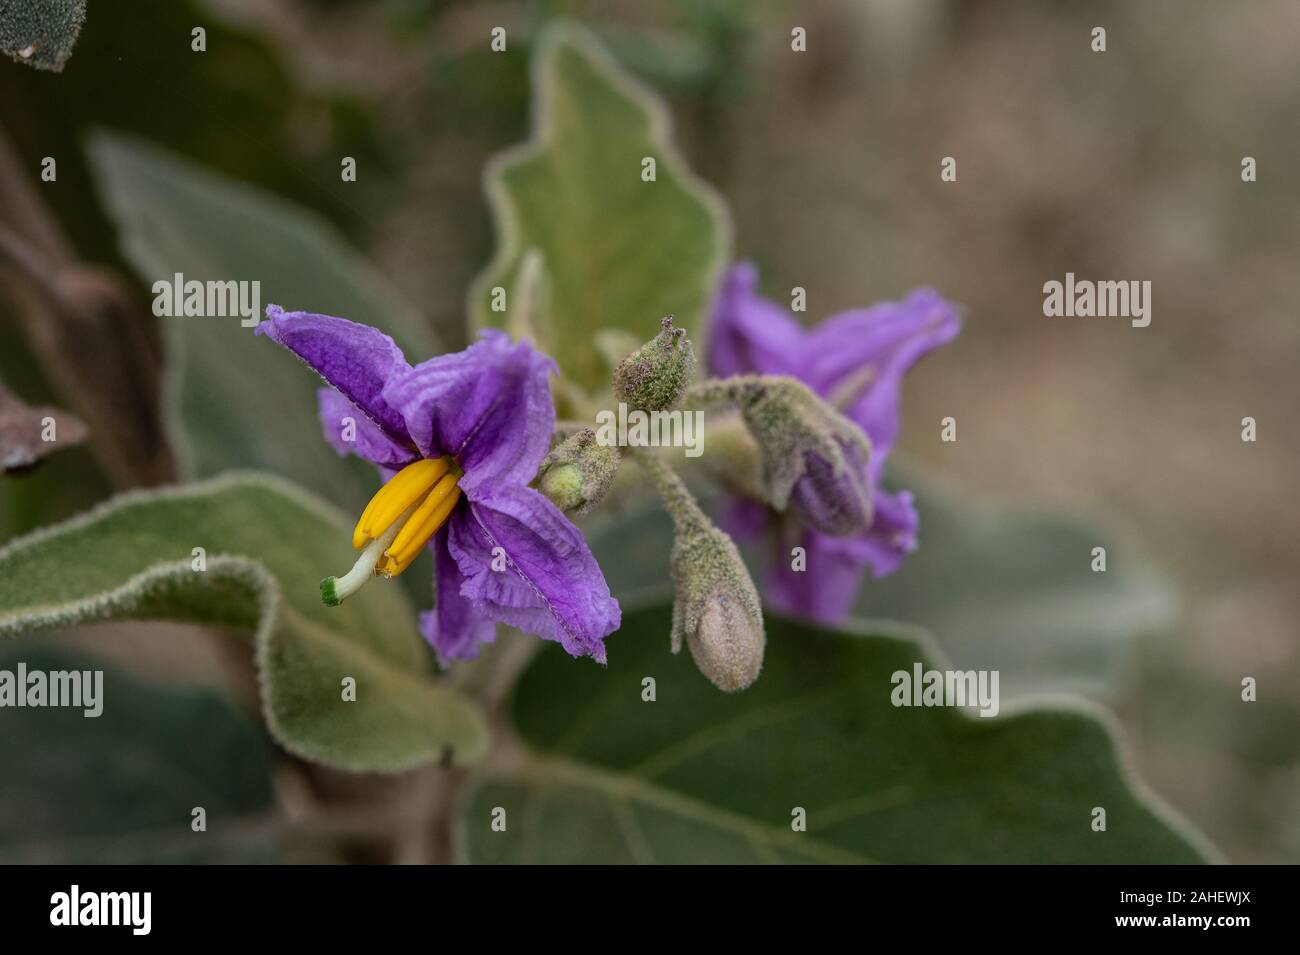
top-left (382, 474), bottom-right (462, 576)
top-left (326, 456), bottom-right (464, 606)
top-left (352, 457), bottom-right (451, 549)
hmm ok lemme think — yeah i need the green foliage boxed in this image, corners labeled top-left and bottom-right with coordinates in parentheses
top-left (463, 605), bottom-right (1209, 864)
top-left (0, 473), bottom-right (488, 772)
top-left (0, 645), bottom-right (275, 863)
top-left (470, 23), bottom-right (730, 391)
top-left (88, 132), bottom-right (434, 514)
top-left (0, 0), bottom-right (85, 72)
top-left (853, 469), bottom-right (1175, 699)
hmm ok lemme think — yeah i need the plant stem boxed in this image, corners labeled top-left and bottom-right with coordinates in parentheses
top-left (631, 447), bottom-right (710, 535)
top-left (684, 374), bottom-right (769, 411)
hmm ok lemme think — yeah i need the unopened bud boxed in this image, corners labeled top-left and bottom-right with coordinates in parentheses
top-left (670, 524), bottom-right (764, 692)
top-left (740, 377), bottom-right (872, 536)
top-left (613, 315), bottom-right (696, 412)
top-left (788, 438), bottom-right (872, 536)
top-left (538, 428), bottom-right (621, 515)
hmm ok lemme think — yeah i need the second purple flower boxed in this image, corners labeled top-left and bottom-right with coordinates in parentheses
top-left (708, 262), bottom-right (961, 624)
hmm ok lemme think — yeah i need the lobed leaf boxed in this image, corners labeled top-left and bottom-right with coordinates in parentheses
top-left (0, 645), bottom-right (276, 863)
top-left (469, 23), bottom-right (730, 391)
top-left (0, 472), bottom-right (488, 772)
top-left (462, 605), bottom-right (1211, 864)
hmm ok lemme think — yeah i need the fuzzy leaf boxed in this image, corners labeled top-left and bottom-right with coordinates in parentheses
top-left (585, 472), bottom-right (1172, 700)
top-left (87, 131), bottom-right (434, 513)
top-left (0, 473), bottom-right (488, 772)
top-left (0, 645), bottom-right (276, 863)
top-left (0, 0), bottom-right (86, 72)
top-left (463, 605), bottom-right (1211, 864)
top-left (469, 23), bottom-right (729, 391)
top-left (849, 468), bottom-right (1176, 699)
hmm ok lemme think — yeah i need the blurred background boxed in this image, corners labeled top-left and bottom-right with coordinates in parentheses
top-left (1, 0), bottom-right (1296, 863)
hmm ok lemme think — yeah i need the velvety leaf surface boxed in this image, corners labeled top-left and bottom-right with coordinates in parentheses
top-left (462, 605), bottom-right (1210, 864)
top-left (87, 131), bottom-right (434, 513)
top-left (850, 470), bottom-right (1176, 699)
top-left (585, 471), bottom-right (1172, 699)
top-left (469, 23), bottom-right (729, 390)
top-left (0, 472), bottom-right (487, 771)
top-left (0, 0), bottom-right (86, 72)
top-left (0, 645), bottom-right (276, 863)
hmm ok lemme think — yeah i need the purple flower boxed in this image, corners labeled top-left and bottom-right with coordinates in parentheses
top-left (709, 262), bottom-right (960, 624)
top-left (257, 306), bottom-right (620, 665)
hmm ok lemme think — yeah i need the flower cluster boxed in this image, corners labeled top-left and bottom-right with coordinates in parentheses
top-left (259, 261), bottom-right (957, 688)
top-left (708, 262), bottom-right (961, 623)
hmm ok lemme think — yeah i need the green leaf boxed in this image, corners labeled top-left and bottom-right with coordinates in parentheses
top-left (0, 0), bottom-right (86, 72)
top-left (86, 131), bottom-right (435, 514)
top-left (585, 470), bottom-right (1172, 700)
top-left (0, 645), bottom-right (276, 863)
top-left (851, 468), bottom-right (1176, 699)
top-left (469, 22), bottom-right (730, 391)
top-left (0, 472), bottom-right (488, 772)
top-left (462, 605), bottom-right (1211, 863)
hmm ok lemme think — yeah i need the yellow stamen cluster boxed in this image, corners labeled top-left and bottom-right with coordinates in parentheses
top-left (321, 457), bottom-right (462, 606)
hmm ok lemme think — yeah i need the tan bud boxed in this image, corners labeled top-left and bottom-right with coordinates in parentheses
top-left (686, 593), bottom-right (765, 692)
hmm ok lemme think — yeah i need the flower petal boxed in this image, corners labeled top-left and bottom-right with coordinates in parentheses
top-left (857, 485), bottom-right (919, 578)
top-left (382, 330), bottom-right (556, 495)
top-left (317, 389), bottom-right (420, 469)
top-left (256, 305), bottom-right (415, 445)
top-left (419, 528), bottom-right (497, 667)
top-left (765, 486), bottom-right (917, 624)
top-left (444, 485), bottom-right (620, 661)
top-left (717, 496), bottom-right (769, 540)
top-left (804, 289), bottom-right (960, 472)
top-left (708, 262), bottom-right (806, 379)
top-left (765, 528), bottom-right (873, 625)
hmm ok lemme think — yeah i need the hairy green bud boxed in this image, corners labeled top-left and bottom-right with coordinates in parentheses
top-left (689, 375), bottom-right (873, 537)
top-left (612, 315), bottom-right (696, 413)
top-left (538, 428), bottom-right (621, 515)
top-left (670, 523), bottom-right (765, 692)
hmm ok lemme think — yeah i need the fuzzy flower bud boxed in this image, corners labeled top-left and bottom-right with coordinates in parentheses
top-left (538, 428), bottom-right (621, 515)
top-left (670, 523), bottom-right (765, 692)
top-left (613, 315), bottom-right (696, 413)
top-left (739, 377), bottom-right (873, 537)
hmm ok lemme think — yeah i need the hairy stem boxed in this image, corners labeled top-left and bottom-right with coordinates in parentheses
top-left (631, 447), bottom-right (711, 536)
top-left (683, 373), bottom-right (773, 411)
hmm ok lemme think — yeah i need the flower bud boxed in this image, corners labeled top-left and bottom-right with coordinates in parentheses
top-left (740, 377), bottom-right (873, 536)
top-left (538, 428), bottom-right (621, 515)
top-left (789, 438), bottom-right (872, 537)
top-left (670, 523), bottom-right (765, 692)
top-left (613, 315), bottom-right (696, 413)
